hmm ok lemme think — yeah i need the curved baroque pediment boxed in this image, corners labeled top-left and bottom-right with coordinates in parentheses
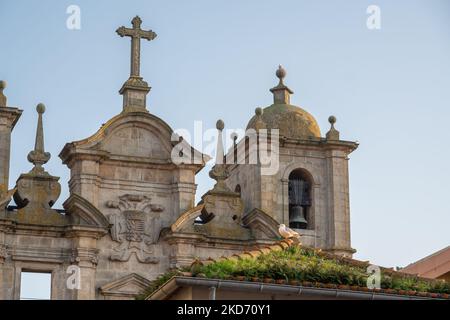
top-left (101, 124), bottom-right (170, 159)
top-left (60, 112), bottom-right (185, 164)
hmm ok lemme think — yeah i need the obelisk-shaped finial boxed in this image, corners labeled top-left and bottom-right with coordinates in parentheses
top-left (209, 120), bottom-right (232, 193)
top-left (13, 103), bottom-right (62, 220)
top-left (27, 103), bottom-right (51, 174)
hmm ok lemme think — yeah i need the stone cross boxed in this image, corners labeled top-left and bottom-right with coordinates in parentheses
top-left (116, 16), bottom-right (157, 78)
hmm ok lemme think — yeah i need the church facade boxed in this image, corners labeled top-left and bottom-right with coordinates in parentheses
top-left (0, 17), bottom-right (357, 300)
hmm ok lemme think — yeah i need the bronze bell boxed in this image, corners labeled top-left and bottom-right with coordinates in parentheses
top-left (289, 205), bottom-right (308, 229)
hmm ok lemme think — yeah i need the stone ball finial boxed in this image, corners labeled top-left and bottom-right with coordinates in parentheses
top-left (216, 119), bottom-right (224, 131)
top-left (0, 80), bottom-right (6, 90)
top-left (255, 107), bottom-right (263, 116)
top-left (326, 115), bottom-right (339, 140)
top-left (36, 103), bottom-right (46, 114)
top-left (276, 65), bottom-right (286, 81)
top-left (328, 115), bottom-right (336, 125)
top-left (230, 132), bottom-right (238, 141)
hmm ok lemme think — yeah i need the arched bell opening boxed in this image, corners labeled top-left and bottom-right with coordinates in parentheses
top-left (234, 184), bottom-right (241, 196)
top-left (288, 169), bottom-right (313, 230)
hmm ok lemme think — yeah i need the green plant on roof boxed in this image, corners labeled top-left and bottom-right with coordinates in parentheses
top-left (140, 245), bottom-right (450, 299)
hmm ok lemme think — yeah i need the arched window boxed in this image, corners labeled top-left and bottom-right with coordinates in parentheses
top-left (288, 169), bottom-right (312, 229)
top-left (234, 184), bottom-right (241, 196)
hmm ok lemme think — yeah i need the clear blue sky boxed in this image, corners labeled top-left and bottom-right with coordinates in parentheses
top-left (1, 0), bottom-right (449, 272)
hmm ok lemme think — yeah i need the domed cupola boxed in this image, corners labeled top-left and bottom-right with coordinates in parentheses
top-left (246, 66), bottom-right (321, 140)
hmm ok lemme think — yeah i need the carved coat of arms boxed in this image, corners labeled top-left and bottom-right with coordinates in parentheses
top-left (106, 194), bottom-right (164, 264)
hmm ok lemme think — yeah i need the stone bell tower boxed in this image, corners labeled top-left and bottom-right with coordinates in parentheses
top-left (0, 81), bottom-right (22, 205)
top-left (225, 66), bottom-right (358, 257)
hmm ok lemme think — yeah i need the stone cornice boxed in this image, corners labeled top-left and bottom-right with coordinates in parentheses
top-left (64, 224), bottom-right (108, 240)
top-left (59, 146), bottom-right (109, 166)
top-left (0, 106), bottom-right (22, 130)
top-left (280, 136), bottom-right (358, 153)
top-left (62, 148), bottom-right (208, 170)
top-left (10, 246), bottom-right (72, 264)
top-left (225, 136), bottom-right (358, 173)
top-left (164, 231), bottom-right (274, 248)
top-left (0, 217), bottom-right (108, 239)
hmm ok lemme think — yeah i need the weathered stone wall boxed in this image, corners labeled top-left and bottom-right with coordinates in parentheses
top-left (226, 164), bottom-right (261, 215)
top-left (0, 225), bottom-right (90, 300)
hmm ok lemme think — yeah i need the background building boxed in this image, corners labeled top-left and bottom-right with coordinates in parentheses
top-left (402, 247), bottom-right (450, 282)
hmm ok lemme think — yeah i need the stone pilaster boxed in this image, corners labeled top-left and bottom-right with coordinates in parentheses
top-left (0, 81), bottom-right (22, 194)
top-left (67, 228), bottom-right (104, 300)
top-left (66, 155), bottom-right (101, 207)
top-left (325, 148), bottom-right (354, 257)
top-left (172, 167), bottom-right (197, 217)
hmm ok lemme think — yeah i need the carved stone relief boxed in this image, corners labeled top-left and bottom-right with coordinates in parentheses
top-left (106, 194), bottom-right (164, 264)
top-left (103, 127), bottom-right (166, 159)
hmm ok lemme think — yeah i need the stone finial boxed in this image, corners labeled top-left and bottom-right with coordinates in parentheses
top-left (270, 65), bottom-right (293, 105)
top-left (27, 103), bottom-right (51, 174)
top-left (209, 120), bottom-right (231, 193)
top-left (254, 107), bottom-right (266, 132)
top-left (200, 121), bottom-right (245, 232)
top-left (276, 65), bottom-right (287, 84)
top-left (13, 104), bottom-right (62, 224)
top-left (326, 115), bottom-right (340, 140)
top-left (216, 119), bottom-right (224, 131)
top-left (0, 80), bottom-right (7, 107)
top-left (230, 132), bottom-right (238, 144)
top-left (215, 120), bottom-right (224, 163)
top-left (230, 132), bottom-right (238, 164)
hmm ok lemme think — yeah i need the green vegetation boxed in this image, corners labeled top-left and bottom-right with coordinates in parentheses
top-left (140, 245), bottom-right (450, 299)
top-left (136, 270), bottom-right (179, 300)
top-left (196, 246), bottom-right (449, 294)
